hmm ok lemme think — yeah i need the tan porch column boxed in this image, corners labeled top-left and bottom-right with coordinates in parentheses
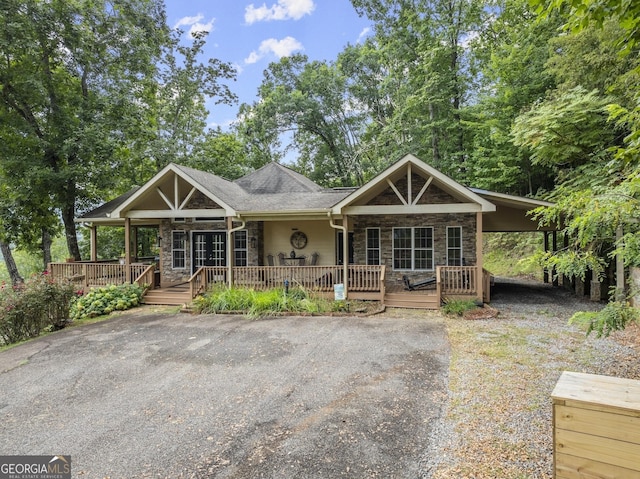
top-left (476, 211), bottom-right (484, 303)
top-left (90, 225), bottom-right (98, 262)
top-left (226, 216), bottom-right (234, 288)
top-left (124, 218), bottom-right (131, 283)
top-left (343, 215), bottom-right (349, 298)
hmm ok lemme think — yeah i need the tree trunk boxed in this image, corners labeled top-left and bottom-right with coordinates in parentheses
top-left (61, 204), bottom-right (81, 261)
top-left (0, 241), bottom-right (23, 285)
top-left (42, 228), bottom-right (52, 270)
top-left (429, 103), bottom-right (440, 166)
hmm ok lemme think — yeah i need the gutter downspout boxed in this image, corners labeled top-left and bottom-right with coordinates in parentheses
top-left (328, 212), bottom-right (348, 298)
top-left (227, 215), bottom-right (246, 288)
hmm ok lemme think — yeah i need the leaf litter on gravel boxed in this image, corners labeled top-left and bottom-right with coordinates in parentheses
top-left (430, 310), bottom-right (640, 479)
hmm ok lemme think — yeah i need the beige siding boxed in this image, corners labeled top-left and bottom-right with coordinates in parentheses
top-left (263, 220), bottom-right (336, 265)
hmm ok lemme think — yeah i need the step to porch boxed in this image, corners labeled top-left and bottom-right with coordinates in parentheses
top-left (142, 286), bottom-right (192, 306)
top-left (384, 292), bottom-right (440, 309)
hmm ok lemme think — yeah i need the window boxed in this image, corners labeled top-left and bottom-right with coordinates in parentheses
top-left (172, 230), bottom-right (187, 269)
top-left (393, 227), bottom-right (433, 270)
top-left (366, 228), bottom-right (380, 265)
top-left (234, 230), bottom-right (248, 266)
top-left (447, 226), bottom-right (462, 266)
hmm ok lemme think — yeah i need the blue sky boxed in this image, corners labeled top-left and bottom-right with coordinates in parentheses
top-left (163, 0), bottom-right (373, 130)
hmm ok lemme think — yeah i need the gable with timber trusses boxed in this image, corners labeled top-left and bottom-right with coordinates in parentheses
top-left (331, 154), bottom-right (495, 216)
top-left (366, 175), bottom-right (462, 206)
top-left (108, 163), bottom-right (237, 219)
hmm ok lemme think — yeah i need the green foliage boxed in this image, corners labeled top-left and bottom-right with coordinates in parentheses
top-left (0, 235), bottom-right (68, 283)
top-left (570, 300), bottom-right (640, 338)
top-left (441, 298), bottom-right (480, 316)
top-left (70, 284), bottom-right (144, 321)
top-left (512, 87), bottom-right (615, 169)
top-left (193, 285), bottom-right (340, 319)
top-left (483, 233), bottom-right (544, 279)
top-left (0, 273), bottom-right (77, 344)
top-left (525, 250), bottom-right (607, 281)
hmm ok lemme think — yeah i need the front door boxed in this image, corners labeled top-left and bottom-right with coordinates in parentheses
top-left (192, 232), bottom-right (226, 274)
top-left (336, 231), bottom-right (354, 265)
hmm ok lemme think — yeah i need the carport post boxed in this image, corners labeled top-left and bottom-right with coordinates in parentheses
top-left (543, 232), bottom-right (550, 283)
top-left (616, 225), bottom-right (625, 300)
top-left (476, 211), bottom-right (484, 302)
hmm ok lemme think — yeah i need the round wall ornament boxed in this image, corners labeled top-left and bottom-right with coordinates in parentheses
top-left (290, 231), bottom-right (308, 249)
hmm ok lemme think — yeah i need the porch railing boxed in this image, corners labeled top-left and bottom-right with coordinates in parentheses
top-left (48, 262), bottom-right (150, 289)
top-left (437, 266), bottom-right (492, 302)
top-left (438, 266), bottom-right (478, 296)
top-left (189, 265), bottom-right (386, 299)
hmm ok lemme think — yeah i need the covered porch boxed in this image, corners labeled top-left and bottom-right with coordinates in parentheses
top-left (48, 261), bottom-right (489, 309)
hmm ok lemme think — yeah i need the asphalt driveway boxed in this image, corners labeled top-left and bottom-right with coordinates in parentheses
top-left (0, 309), bottom-right (448, 478)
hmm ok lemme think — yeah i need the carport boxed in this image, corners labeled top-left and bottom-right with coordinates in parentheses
top-left (471, 188), bottom-right (559, 281)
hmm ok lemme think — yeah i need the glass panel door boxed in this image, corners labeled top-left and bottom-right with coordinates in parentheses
top-left (192, 232), bottom-right (226, 273)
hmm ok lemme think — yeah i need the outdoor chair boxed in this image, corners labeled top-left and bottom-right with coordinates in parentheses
top-left (267, 254), bottom-right (274, 266)
top-left (277, 252), bottom-right (286, 265)
top-left (309, 252), bottom-right (319, 265)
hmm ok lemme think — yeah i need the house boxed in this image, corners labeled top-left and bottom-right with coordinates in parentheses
top-left (52, 154), bottom-right (553, 308)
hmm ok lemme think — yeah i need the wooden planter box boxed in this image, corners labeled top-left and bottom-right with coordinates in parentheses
top-left (552, 371), bottom-right (640, 478)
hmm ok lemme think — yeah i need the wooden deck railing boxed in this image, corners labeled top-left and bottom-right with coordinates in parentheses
top-left (188, 265), bottom-right (386, 299)
top-left (49, 262), bottom-right (150, 289)
top-left (134, 264), bottom-right (156, 291)
top-left (437, 266), bottom-right (479, 296)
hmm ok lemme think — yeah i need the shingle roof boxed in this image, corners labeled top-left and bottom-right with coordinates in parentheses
top-left (78, 162), bottom-right (354, 221)
top-left (172, 163), bottom-right (247, 208)
top-left (234, 162), bottom-right (324, 194)
top-left (78, 186), bottom-right (141, 219)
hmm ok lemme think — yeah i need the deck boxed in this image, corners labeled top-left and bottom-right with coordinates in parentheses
top-left (49, 263), bottom-right (490, 309)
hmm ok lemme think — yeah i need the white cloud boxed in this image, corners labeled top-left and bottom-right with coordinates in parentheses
top-left (244, 36), bottom-right (303, 64)
top-left (174, 14), bottom-right (203, 29)
top-left (245, 0), bottom-right (315, 24)
top-left (174, 13), bottom-right (215, 39)
top-left (357, 27), bottom-right (371, 43)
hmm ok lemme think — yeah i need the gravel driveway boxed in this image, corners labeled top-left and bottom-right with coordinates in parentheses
top-left (0, 310), bottom-right (449, 478)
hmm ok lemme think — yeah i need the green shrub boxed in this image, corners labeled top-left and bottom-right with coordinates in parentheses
top-left (194, 285), bottom-right (342, 318)
top-left (441, 298), bottom-right (479, 316)
top-left (0, 272), bottom-right (78, 345)
top-left (570, 300), bottom-right (640, 338)
top-left (70, 284), bottom-right (144, 321)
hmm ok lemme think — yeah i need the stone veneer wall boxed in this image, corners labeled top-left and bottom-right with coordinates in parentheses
top-left (368, 178), bottom-right (460, 205)
top-left (159, 218), bottom-right (262, 286)
top-left (353, 213), bottom-right (477, 288)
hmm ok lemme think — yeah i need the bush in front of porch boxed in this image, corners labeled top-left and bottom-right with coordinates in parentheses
top-left (70, 284), bottom-right (144, 321)
top-left (0, 272), bottom-right (78, 345)
top-left (193, 285), bottom-right (347, 318)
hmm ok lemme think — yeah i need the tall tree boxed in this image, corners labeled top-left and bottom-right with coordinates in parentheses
top-left (351, 0), bottom-right (483, 175)
top-left (0, 0), bottom-right (169, 261)
top-left (525, 0), bottom-right (640, 335)
top-left (237, 54), bottom-right (370, 186)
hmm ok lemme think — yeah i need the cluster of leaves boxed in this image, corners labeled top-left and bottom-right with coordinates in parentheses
top-left (70, 284), bottom-right (144, 321)
top-left (570, 299), bottom-right (640, 338)
top-left (193, 285), bottom-right (345, 319)
top-left (441, 298), bottom-right (481, 317)
top-left (0, 272), bottom-right (78, 345)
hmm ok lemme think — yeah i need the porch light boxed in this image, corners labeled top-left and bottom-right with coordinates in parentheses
top-left (250, 236), bottom-right (257, 248)
top-left (157, 235), bottom-right (162, 247)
